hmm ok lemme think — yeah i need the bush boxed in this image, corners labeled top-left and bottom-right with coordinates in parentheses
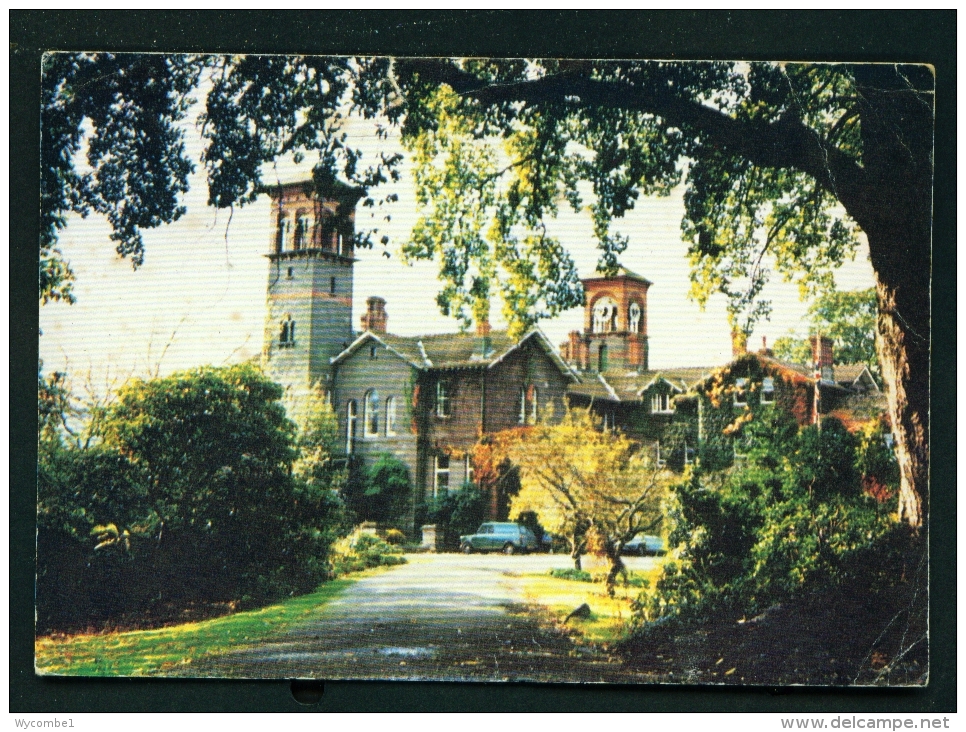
top-left (331, 531), bottom-right (407, 575)
top-left (342, 453), bottom-right (412, 526)
top-left (549, 568), bottom-right (593, 583)
top-left (423, 483), bottom-right (489, 551)
top-left (637, 414), bottom-right (895, 627)
top-left (383, 528), bottom-right (407, 545)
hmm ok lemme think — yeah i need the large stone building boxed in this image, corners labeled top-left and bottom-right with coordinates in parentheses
top-left (261, 182), bottom-right (884, 527)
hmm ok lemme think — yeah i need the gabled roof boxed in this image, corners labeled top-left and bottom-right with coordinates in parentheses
top-left (567, 367), bottom-right (714, 403)
top-left (835, 363), bottom-right (880, 391)
top-left (330, 327), bottom-right (578, 382)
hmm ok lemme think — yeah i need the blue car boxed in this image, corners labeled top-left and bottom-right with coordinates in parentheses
top-left (623, 534), bottom-right (667, 556)
top-left (460, 522), bottom-right (539, 554)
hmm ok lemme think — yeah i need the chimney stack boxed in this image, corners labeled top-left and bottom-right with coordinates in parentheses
top-left (731, 329), bottom-right (748, 358)
top-left (360, 296), bottom-right (388, 334)
top-left (759, 335), bottom-right (773, 357)
top-left (568, 330), bottom-right (585, 369)
top-left (474, 318), bottom-right (492, 358)
top-left (809, 334), bottom-right (834, 381)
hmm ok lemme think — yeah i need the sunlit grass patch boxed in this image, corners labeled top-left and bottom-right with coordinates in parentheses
top-left (520, 563), bottom-right (664, 646)
top-left (35, 576), bottom-right (365, 677)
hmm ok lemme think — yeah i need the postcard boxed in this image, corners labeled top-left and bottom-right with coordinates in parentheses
top-left (36, 54), bottom-right (931, 685)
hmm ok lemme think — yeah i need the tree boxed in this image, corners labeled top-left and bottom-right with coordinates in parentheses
top-left (505, 409), bottom-right (669, 591)
top-left (772, 288), bottom-right (880, 381)
top-left (40, 56), bottom-right (932, 528)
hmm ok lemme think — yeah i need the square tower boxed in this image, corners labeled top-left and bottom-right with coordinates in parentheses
top-left (262, 180), bottom-right (362, 406)
top-left (576, 267), bottom-right (652, 373)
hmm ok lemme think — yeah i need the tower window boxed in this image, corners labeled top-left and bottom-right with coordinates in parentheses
top-left (598, 343), bottom-right (608, 371)
top-left (330, 276), bottom-right (336, 295)
top-left (275, 216), bottom-right (288, 253)
top-left (364, 389), bottom-right (380, 437)
top-left (433, 455), bottom-right (450, 497)
top-left (629, 301), bottom-right (642, 333)
top-left (293, 214), bottom-right (310, 250)
top-left (279, 316), bottom-right (296, 348)
top-left (385, 396), bottom-right (397, 436)
top-left (336, 232), bottom-right (344, 256)
top-left (436, 380), bottom-right (451, 418)
top-left (346, 400), bottom-right (358, 454)
top-left (592, 296), bottom-right (618, 334)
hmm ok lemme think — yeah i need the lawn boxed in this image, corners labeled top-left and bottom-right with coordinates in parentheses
top-left (35, 576), bottom-right (361, 677)
top-left (518, 562), bottom-right (665, 647)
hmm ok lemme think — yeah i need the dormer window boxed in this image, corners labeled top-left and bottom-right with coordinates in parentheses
top-left (734, 378), bottom-right (748, 406)
top-left (650, 392), bottom-right (672, 414)
top-left (436, 380), bottom-right (451, 418)
top-left (279, 316), bottom-right (295, 348)
top-left (761, 377), bottom-right (775, 404)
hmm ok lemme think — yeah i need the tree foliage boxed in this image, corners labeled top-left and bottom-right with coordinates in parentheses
top-left (504, 408), bottom-right (670, 590)
top-left (772, 287), bottom-right (879, 379)
top-left (36, 363), bottom-right (347, 632)
top-left (40, 54), bottom-right (932, 527)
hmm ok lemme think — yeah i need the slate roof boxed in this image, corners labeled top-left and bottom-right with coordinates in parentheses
top-left (331, 328), bottom-right (578, 381)
top-left (835, 363), bottom-right (879, 389)
top-left (582, 266), bottom-right (653, 286)
top-left (567, 367), bottom-right (715, 403)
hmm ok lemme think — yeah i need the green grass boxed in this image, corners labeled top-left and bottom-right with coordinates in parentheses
top-left (35, 576), bottom-right (362, 677)
top-left (519, 563), bottom-right (665, 646)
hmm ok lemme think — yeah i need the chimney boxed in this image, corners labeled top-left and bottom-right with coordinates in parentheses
top-left (568, 330), bottom-right (583, 369)
top-left (759, 335), bottom-right (773, 358)
top-left (731, 329), bottom-right (748, 358)
top-left (360, 296), bottom-right (388, 334)
top-left (474, 318), bottom-right (492, 359)
top-left (809, 334), bottom-right (834, 381)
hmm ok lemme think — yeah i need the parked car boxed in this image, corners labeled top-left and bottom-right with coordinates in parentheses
top-left (460, 522), bottom-right (539, 554)
top-left (622, 534), bottom-right (667, 556)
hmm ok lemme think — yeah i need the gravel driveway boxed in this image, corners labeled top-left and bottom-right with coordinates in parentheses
top-left (192, 552), bottom-right (659, 682)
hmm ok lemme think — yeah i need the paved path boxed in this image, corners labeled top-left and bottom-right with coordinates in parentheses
top-left (193, 553), bottom-right (658, 682)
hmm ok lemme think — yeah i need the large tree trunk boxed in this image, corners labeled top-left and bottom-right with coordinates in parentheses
top-left (849, 66), bottom-right (933, 530)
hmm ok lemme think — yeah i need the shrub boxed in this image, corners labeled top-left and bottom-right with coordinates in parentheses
top-left (383, 528), bottom-right (407, 545)
top-left (424, 483), bottom-right (489, 551)
top-left (342, 453), bottom-right (412, 526)
top-left (331, 531), bottom-right (407, 575)
top-left (549, 568), bottom-right (593, 583)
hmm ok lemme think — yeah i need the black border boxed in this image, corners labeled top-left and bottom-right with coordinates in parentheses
top-left (11, 10), bottom-right (956, 713)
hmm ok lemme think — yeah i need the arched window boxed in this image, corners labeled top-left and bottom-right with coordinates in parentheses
top-left (385, 396), bottom-right (397, 436)
top-left (518, 387), bottom-right (527, 424)
top-left (598, 343), bottom-right (609, 371)
top-left (279, 316), bottom-right (295, 348)
top-left (275, 216), bottom-right (289, 253)
top-left (293, 212), bottom-right (310, 250)
top-left (364, 389), bottom-right (380, 437)
top-left (592, 296), bottom-right (618, 333)
top-left (346, 400), bottom-right (358, 454)
top-left (629, 302), bottom-right (642, 333)
top-left (530, 385), bottom-right (539, 422)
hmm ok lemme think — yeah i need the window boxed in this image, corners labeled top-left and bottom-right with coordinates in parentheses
top-left (629, 301), bottom-right (642, 333)
top-left (734, 378), bottom-right (748, 406)
top-left (530, 386), bottom-right (539, 422)
top-left (598, 343), bottom-right (608, 371)
top-left (293, 213), bottom-right (309, 250)
top-left (592, 296), bottom-right (618, 333)
top-left (518, 387), bottom-right (527, 424)
top-left (336, 232), bottom-right (345, 256)
top-left (464, 454), bottom-right (474, 485)
top-left (433, 455), bottom-right (450, 498)
top-left (650, 392), bottom-right (671, 414)
top-left (602, 411), bottom-right (616, 430)
top-left (369, 345), bottom-right (378, 360)
top-left (436, 380), bottom-right (451, 418)
top-left (385, 396), bottom-right (397, 436)
top-left (761, 377), bottom-right (775, 404)
top-left (346, 400), bottom-right (358, 454)
top-left (330, 276), bottom-right (336, 295)
top-left (279, 316), bottom-right (295, 348)
top-left (364, 390), bottom-right (380, 437)
top-left (275, 216), bottom-right (288, 253)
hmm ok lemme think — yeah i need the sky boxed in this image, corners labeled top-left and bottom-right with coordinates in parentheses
top-left (38, 84), bottom-right (877, 398)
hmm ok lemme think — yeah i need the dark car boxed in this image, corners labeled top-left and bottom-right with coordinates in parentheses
top-left (460, 522), bottom-right (539, 554)
top-left (623, 534), bottom-right (667, 556)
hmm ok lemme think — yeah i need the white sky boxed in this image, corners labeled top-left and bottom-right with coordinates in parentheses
top-left (38, 89), bottom-right (876, 396)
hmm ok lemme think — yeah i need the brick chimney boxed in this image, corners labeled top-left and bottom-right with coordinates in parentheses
top-left (360, 296), bottom-right (388, 334)
top-left (731, 329), bottom-right (748, 358)
top-left (474, 318), bottom-right (493, 359)
top-left (759, 335), bottom-right (773, 358)
top-left (809, 334), bottom-right (834, 381)
top-left (568, 330), bottom-right (585, 370)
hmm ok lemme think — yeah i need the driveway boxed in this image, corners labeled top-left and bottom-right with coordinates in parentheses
top-left (192, 552), bottom-right (659, 682)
